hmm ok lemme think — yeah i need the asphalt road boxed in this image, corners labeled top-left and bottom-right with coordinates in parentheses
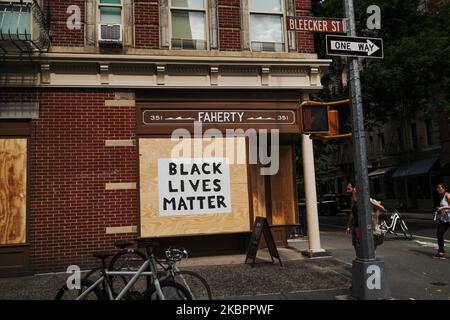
top-left (314, 213), bottom-right (450, 300)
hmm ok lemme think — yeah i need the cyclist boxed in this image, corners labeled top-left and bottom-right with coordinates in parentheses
top-left (434, 183), bottom-right (450, 259)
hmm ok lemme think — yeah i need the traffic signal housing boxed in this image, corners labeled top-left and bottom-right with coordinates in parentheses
top-left (300, 100), bottom-right (351, 139)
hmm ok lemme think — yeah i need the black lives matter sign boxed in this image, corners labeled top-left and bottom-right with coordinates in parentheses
top-left (158, 158), bottom-right (232, 215)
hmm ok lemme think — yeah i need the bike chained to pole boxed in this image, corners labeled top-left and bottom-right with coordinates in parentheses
top-left (55, 238), bottom-right (212, 300)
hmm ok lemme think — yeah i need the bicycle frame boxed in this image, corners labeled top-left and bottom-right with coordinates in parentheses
top-left (76, 255), bottom-right (163, 300)
top-left (384, 212), bottom-right (400, 231)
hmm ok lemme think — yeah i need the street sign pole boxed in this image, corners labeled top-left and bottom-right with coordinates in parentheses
top-left (344, 0), bottom-right (390, 299)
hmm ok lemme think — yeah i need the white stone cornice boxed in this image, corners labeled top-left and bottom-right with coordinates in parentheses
top-left (5, 52), bottom-right (331, 67)
top-left (2, 55), bottom-right (331, 89)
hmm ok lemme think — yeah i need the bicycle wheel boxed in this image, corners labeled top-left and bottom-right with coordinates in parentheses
top-left (143, 280), bottom-right (193, 300)
top-left (172, 270), bottom-right (212, 300)
top-left (55, 279), bottom-right (104, 300)
top-left (399, 219), bottom-right (413, 240)
top-left (108, 249), bottom-right (149, 297)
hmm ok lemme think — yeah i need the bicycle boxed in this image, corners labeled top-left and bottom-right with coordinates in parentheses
top-left (157, 247), bottom-right (212, 300)
top-left (379, 209), bottom-right (413, 240)
top-left (55, 238), bottom-right (193, 300)
top-left (100, 241), bottom-right (211, 300)
top-left (83, 240), bottom-right (150, 298)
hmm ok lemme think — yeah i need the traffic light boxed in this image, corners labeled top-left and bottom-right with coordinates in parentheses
top-left (301, 105), bottom-right (329, 133)
top-left (300, 100), bottom-right (351, 139)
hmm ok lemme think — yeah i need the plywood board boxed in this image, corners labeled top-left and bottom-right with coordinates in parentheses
top-left (0, 139), bottom-right (27, 245)
top-left (139, 137), bottom-right (250, 237)
top-left (270, 145), bottom-right (297, 225)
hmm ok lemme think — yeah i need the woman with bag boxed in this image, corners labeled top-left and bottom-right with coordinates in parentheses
top-left (433, 183), bottom-right (450, 259)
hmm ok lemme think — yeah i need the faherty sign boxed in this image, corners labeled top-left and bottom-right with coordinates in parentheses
top-left (158, 158), bottom-right (232, 216)
top-left (143, 109), bottom-right (295, 125)
top-left (287, 16), bottom-right (346, 33)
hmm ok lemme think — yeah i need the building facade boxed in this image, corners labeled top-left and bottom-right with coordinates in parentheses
top-left (0, 0), bottom-right (330, 275)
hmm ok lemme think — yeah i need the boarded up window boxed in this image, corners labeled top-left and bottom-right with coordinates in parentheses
top-left (139, 137), bottom-right (250, 237)
top-left (0, 139), bottom-right (27, 245)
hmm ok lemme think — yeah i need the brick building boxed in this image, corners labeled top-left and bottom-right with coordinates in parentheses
top-left (0, 0), bottom-right (330, 275)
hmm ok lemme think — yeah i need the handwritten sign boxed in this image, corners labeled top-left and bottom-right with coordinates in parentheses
top-left (158, 158), bottom-right (232, 216)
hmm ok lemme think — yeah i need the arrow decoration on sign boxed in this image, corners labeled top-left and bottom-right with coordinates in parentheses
top-left (326, 35), bottom-right (384, 59)
top-left (330, 39), bottom-right (380, 56)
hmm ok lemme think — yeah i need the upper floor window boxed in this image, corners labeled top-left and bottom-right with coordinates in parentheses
top-left (99, 0), bottom-right (122, 25)
top-left (249, 0), bottom-right (285, 52)
top-left (0, 1), bottom-right (31, 40)
top-left (396, 128), bottom-right (403, 151)
top-left (171, 0), bottom-right (207, 50)
top-left (425, 119), bottom-right (433, 145)
top-left (378, 133), bottom-right (385, 152)
top-left (97, 0), bottom-right (123, 44)
top-left (410, 123), bottom-right (418, 149)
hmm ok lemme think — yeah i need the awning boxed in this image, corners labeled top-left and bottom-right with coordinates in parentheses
top-left (368, 166), bottom-right (396, 177)
top-left (392, 155), bottom-right (439, 178)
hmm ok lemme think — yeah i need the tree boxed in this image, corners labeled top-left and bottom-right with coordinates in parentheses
top-left (312, 0), bottom-right (450, 123)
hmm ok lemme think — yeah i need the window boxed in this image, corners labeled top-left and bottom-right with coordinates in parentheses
top-left (99, 0), bottom-right (122, 25)
top-left (0, 2), bottom-right (31, 40)
top-left (378, 133), bottom-right (385, 152)
top-left (397, 128), bottom-right (403, 151)
top-left (410, 123), bottom-right (418, 149)
top-left (171, 0), bottom-right (207, 50)
top-left (249, 0), bottom-right (285, 52)
top-left (425, 119), bottom-right (433, 145)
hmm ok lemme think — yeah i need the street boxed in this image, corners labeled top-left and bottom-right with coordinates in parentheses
top-left (310, 213), bottom-right (450, 300)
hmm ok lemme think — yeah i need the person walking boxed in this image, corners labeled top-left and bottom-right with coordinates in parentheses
top-left (345, 183), bottom-right (386, 256)
top-left (434, 183), bottom-right (450, 259)
top-left (345, 183), bottom-right (360, 257)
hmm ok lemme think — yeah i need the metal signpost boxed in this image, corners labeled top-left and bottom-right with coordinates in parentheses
top-left (342, 0), bottom-right (390, 299)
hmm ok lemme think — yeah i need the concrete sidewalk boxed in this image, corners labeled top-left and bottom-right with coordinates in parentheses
top-left (0, 246), bottom-right (351, 300)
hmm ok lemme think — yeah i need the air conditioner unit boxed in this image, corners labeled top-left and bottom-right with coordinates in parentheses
top-left (98, 24), bottom-right (123, 43)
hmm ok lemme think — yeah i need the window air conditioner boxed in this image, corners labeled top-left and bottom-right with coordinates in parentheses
top-left (98, 24), bottom-right (123, 43)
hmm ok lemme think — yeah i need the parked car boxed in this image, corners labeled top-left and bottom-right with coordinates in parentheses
top-left (298, 194), bottom-right (338, 216)
top-left (336, 193), bottom-right (351, 215)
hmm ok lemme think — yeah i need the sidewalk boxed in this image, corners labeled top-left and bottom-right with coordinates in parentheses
top-left (0, 246), bottom-right (351, 300)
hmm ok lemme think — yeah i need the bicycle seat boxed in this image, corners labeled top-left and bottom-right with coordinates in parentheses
top-left (114, 240), bottom-right (134, 249)
top-left (136, 238), bottom-right (159, 249)
top-left (92, 252), bottom-right (114, 260)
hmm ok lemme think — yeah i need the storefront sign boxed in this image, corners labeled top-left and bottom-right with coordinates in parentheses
top-left (143, 109), bottom-right (295, 125)
top-left (158, 158), bottom-right (232, 216)
top-left (287, 16), bottom-right (346, 33)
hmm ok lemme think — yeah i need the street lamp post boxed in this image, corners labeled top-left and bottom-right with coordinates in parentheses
top-left (343, 0), bottom-right (390, 299)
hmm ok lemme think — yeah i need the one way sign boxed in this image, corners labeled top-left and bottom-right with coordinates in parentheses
top-left (326, 35), bottom-right (383, 59)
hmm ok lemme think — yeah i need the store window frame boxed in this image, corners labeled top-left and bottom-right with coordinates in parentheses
top-left (248, 0), bottom-right (287, 52)
top-left (169, 0), bottom-right (209, 50)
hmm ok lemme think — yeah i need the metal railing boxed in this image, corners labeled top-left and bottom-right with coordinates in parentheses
top-left (0, 0), bottom-right (50, 53)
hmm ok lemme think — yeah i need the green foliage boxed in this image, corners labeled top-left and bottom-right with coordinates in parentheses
top-left (312, 0), bottom-right (450, 121)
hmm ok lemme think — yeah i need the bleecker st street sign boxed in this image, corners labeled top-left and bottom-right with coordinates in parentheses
top-left (287, 16), bottom-right (346, 33)
top-left (326, 35), bottom-right (383, 59)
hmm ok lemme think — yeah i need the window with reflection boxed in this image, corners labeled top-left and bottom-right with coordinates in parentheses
top-left (171, 0), bottom-right (207, 50)
top-left (249, 0), bottom-right (284, 52)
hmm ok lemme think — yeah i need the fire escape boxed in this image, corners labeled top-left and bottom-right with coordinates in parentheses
top-left (0, 0), bottom-right (50, 54)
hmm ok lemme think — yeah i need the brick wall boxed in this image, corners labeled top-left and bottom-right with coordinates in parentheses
top-left (134, 0), bottom-right (160, 48)
top-left (43, 0), bottom-right (315, 53)
top-left (296, 0), bottom-right (315, 53)
top-left (218, 0), bottom-right (241, 51)
top-left (0, 89), bottom-right (138, 272)
top-left (44, 0), bottom-right (85, 47)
